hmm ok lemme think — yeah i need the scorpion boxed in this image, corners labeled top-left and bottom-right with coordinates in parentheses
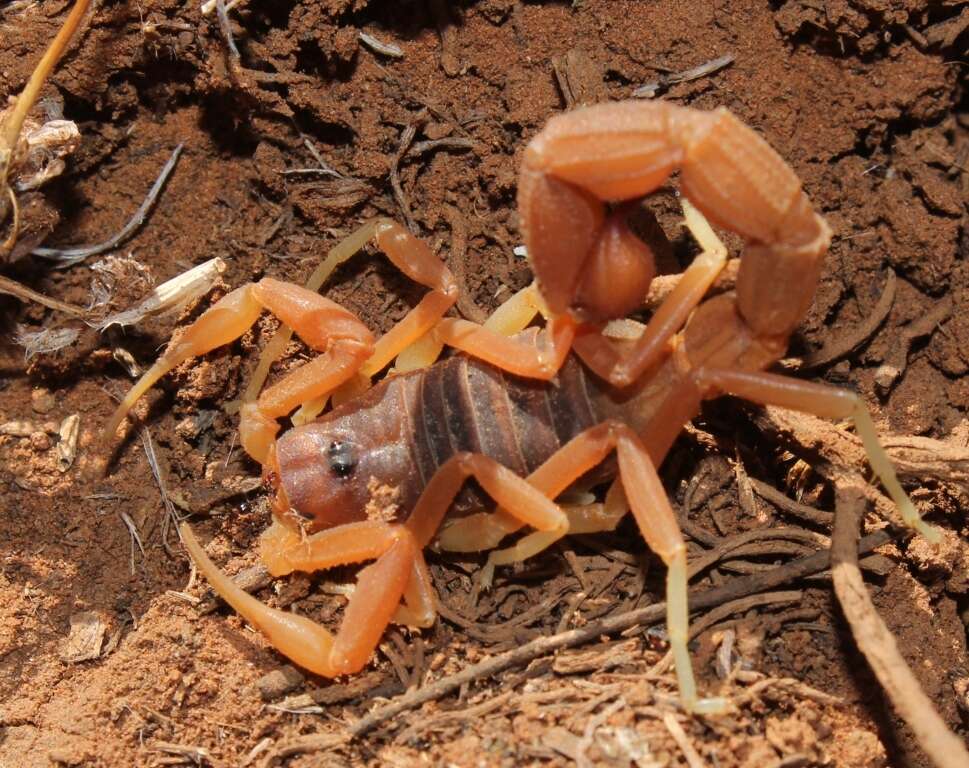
top-left (106, 101), bottom-right (937, 714)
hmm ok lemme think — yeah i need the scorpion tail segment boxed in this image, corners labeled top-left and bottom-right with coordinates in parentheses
top-left (179, 522), bottom-right (340, 677)
top-left (676, 107), bottom-right (832, 339)
top-left (735, 206), bottom-right (831, 339)
top-left (575, 207), bottom-right (657, 321)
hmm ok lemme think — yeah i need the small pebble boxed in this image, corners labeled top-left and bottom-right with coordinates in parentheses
top-left (32, 388), bottom-right (56, 414)
top-left (253, 665), bottom-right (305, 701)
top-left (30, 431), bottom-right (52, 451)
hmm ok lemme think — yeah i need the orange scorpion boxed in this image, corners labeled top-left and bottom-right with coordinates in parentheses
top-left (106, 101), bottom-right (937, 713)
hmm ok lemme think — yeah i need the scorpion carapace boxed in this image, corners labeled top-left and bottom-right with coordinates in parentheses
top-left (106, 100), bottom-right (939, 714)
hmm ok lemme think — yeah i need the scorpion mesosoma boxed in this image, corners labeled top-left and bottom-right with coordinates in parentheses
top-left (106, 101), bottom-right (938, 714)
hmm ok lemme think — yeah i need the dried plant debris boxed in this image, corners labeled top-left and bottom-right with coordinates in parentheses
top-left (95, 257), bottom-right (225, 330)
top-left (88, 254), bottom-right (155, 313)
top-left (60, 611), bottom-right (106, 663)
top-left (0, 0), bottom-right (91, 256)
top-left (633, 54), bottom-right (734, 98)
top-left (13, 324), bottom-right (80, 360)
top-left (1, 109), bottom-right (80, 192)
top-left (57, 413), bottom-right (80, 472)
top-left (32, 143), bottom-right (184, 266)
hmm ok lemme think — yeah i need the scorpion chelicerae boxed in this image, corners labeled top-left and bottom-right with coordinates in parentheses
top-left (106, 100), bottom-right (937, 713)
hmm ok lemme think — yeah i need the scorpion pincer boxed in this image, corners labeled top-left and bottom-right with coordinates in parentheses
top-left (105, 100), bottom-right (938, 714)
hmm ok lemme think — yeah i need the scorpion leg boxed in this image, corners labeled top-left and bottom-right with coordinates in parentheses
top-left (261, 518), bottom-right (437, 628)
top-left (442, 420), bottom-right (725, 714)
top-left (293, 218), bottom-right (460, 423)
top-left (360, 219), bottom-right (459, 376)
top-left (106, 279), bottom-right (375, 465)
top-left (182, 452), bottom-right (571, 677)
top-left (392, 552), bottom-right (436, 628)
top-left (695, 368), bottom-right (940, 542)
top-left (183, 518), bottom-right (425, 676)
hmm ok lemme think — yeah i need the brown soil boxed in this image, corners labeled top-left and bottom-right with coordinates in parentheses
top-left (1, 1), bottom-right (967, 766)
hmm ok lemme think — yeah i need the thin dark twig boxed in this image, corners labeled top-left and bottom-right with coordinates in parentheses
top-left (687, 527), bottom-right (827, 579)
top-left (390, 111), bottom-right (427, 233)
top-left (406, 137), bottom-right (475, 158)
top-left (783, 269), bottom-right (896, 371)
top-left (347, 528), bottom-right (894, 738)
top-left (748, 477), bottom-right (834, 527)
top-left (33, 144), bottom-right (184, 266)
top-left (140, 426), bottom-right (183, 556)
top-left (0, 273), bottom-right (88, 316)
top-left (215, 0), bottom-right (240, 61)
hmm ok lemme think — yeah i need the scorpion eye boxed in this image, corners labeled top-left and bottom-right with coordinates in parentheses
top-left (327, 440), bottom-right (357, 478)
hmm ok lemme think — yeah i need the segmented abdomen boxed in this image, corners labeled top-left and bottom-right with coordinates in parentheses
top-left (398, 354), bottom-right (601, 513)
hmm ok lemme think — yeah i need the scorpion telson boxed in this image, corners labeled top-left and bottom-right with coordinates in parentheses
top-left (108, 101), bottom-right (938, 714)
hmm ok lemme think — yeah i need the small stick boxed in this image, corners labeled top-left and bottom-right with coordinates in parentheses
top-left (32, 144), bottom-right (184, 266)
top-left (663, 712), bottom-right (707, 768)
top-left (406, 137), bottom-right (474, 158)
top-left (874, 295), bottom-right (952, 395)
top-left (753, 406), bottom-right (969, 500)
top-left (140, 425), bottom-right (182, 557)
top-left (782, 269), bottom-right (896, 371)
top-left (358, 32), bottom-right (403, 59)
top-left (346, 528), bottom-right (894, 738)
top-left (0, 273), bottom-right (88, 316)
top-left (747, 477), bottom-right (834, 527)
top-left (832, 483), bottom-right (969, 768)
top-left (687, 528), bottom-right (826, 579)
top-left (215, 0), bottom-right (241, 63)
top-left (633, 54), bottom-right (734, 98)
top-left (119, 510), bottom-right (146, 575)
top-left (389, 112), bottom-right (426, 233)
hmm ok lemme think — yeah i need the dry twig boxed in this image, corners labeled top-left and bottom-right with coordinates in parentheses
top-left (389, 110), bottom-right (428, 233)
top-left (783, 269), bottom-right (896, 371)
top-left (32, 144), bottom-right (184, 266)
top-left (874, 295), bottom-right (952, 395)
top-left (345, 529), bottom-right (893, 739)
top-left (662, 712), bottom-right (707, 768)
top-left (832, 482), bottom-right (969, 768)
top-left (0, 273), bottom-right (88, 316)
top-left (358, 31), bottom-right (404, 59)
top-left (747, 477), bottom-right (834, 527)
top-left (754, 407), bottom-right (969, 501)
top-left (633, 54), bottom-right (734, 98)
